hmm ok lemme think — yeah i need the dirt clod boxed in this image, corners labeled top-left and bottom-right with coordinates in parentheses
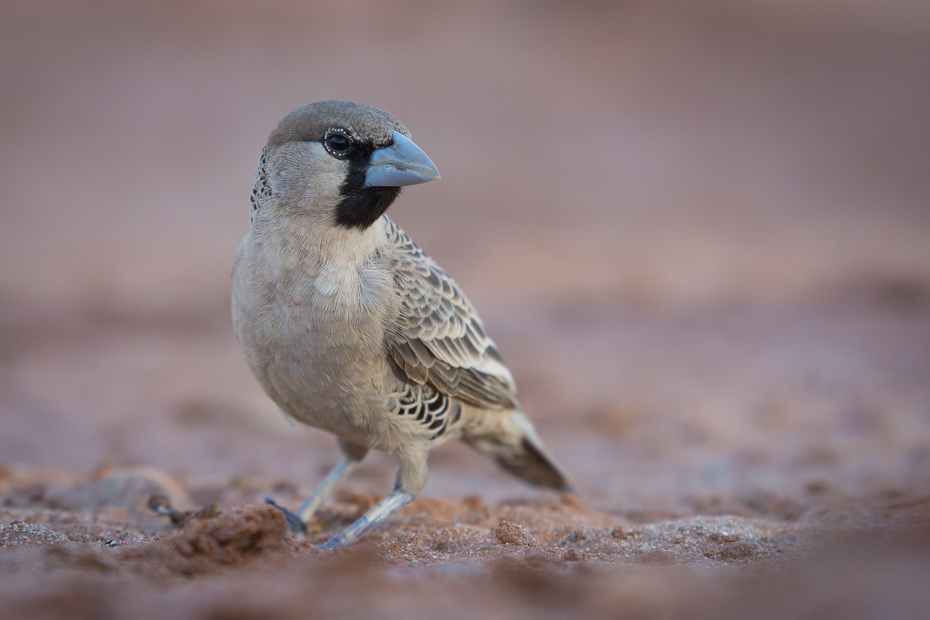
top-left (168, 504), bottom-right (287, 564)
top-left (718, 542), bottom-right (759, 561)
top-left (496, 520), bottom-right (537, 547)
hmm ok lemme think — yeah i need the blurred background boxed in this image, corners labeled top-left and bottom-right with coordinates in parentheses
top-left (1, 0), bottom-right (929, 520)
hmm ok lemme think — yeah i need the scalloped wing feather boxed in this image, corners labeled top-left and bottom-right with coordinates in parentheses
top-left (384, 219), bottom-right (519, 410)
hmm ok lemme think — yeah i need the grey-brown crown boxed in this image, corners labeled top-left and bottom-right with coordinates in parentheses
top-left (266, 100), bottom-right (411, 148)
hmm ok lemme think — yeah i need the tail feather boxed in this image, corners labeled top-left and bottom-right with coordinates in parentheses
top-left (464, 411), bottom-right (573, 492)
top-left (495, 436), bottom-right (573, 491)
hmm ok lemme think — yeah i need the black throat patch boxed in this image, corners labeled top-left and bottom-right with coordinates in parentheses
top-left (335, 185), bottom-right (401, 229)
top-left (335, 144), bottom-right (401, 229)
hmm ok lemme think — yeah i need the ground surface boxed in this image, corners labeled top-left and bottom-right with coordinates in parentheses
top-left (2, 1), bottom-right (930, 618)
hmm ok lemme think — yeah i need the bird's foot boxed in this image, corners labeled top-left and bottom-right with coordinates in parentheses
top-left (265, 498), bottom-right (308, 534)
top-left (317, 490), bottom-right (414, 549)
top-left (319, 533), bottom-right (349, 549)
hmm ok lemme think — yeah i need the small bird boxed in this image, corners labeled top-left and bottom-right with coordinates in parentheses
top-left (232, 100), bottom-right (571, 548)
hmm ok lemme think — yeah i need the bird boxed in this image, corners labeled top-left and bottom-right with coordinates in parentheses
top-left (231, 100), bottom-right (571, 548)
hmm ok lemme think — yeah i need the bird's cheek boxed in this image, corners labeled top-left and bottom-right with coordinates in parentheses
top-left (305, 169), bottom-right (348, 203)
top-left (273, 166), bottom-right (338, 207)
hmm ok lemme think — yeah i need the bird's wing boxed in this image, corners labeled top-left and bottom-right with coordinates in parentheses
top-left (383, 218), bottom-right (520, 410)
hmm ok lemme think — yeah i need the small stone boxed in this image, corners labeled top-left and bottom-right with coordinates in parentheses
top-left (495, 520), bottom-right (537, 547)
top-left (611, 526), bottom-right (626, 540)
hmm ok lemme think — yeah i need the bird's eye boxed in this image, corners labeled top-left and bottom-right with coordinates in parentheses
top-left (323, 130), bottom-right (354, 158)
top-left (328, 135), bottom-right (349, 151)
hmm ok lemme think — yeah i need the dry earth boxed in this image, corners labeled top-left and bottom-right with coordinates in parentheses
top-left (1, 1), bottom-right (929, 618)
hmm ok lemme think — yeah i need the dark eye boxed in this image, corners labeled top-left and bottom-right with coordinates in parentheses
top-left (324, 130), bottom-right (354, 158)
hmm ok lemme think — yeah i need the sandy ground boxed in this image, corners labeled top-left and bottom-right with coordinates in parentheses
top-left (2, 1), bottom-right (930, 618)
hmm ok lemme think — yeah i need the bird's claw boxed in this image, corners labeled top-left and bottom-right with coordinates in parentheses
top-left (265, 497), bottom-right (308, 534)
top-left (319, 534), bottom-right (347, 549)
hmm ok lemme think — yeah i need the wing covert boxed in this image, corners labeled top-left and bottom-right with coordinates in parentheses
top-left (383, 218), bottom-right (519, 410)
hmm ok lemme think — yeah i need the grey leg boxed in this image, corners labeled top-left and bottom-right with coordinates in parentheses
top-left (318, 447), bottom-right (426, 548)
top-left (319, 487), bottom-right (415, 549)
top-left (294, 457), bottom-right (363, 523)
top-left (267, 440), bottom-right (369, 534)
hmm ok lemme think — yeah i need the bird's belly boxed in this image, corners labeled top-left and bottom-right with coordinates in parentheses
top-left (232, 276), bottom-right (391, 445)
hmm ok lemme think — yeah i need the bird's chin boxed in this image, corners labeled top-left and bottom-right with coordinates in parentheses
top-left (334, 186), bottom-right (401, 229)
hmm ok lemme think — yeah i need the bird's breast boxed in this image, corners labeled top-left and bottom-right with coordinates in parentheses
top-left (232, 231), bottom-right (396, 440)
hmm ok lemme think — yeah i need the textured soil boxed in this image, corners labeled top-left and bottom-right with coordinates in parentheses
top-left (2, 1), bottom-right (930, 618)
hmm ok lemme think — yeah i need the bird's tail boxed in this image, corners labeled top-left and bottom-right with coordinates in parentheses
top-left (463, 411), bottom-right (573, 492)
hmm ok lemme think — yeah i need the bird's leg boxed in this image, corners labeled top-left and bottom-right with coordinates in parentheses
top-left (318, 446), bottom-right (426, 549)
top-left (267, 440), bottom-right (369, 534)
top-left (318, 486), bottom-right (415, 549)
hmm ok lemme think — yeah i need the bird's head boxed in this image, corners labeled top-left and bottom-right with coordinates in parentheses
top-left (259, 100), bottom-right (440, 229)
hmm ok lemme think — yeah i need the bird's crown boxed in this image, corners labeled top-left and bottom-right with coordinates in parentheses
top-left (267, 100), bottom-right (411, 149)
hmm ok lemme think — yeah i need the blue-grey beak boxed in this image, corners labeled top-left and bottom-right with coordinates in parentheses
top-left (365, 131), bottom-right (441, 188)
